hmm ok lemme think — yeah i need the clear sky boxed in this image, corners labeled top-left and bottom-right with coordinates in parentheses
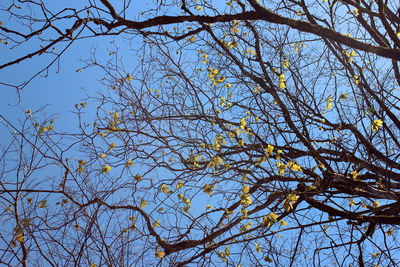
top-left (1, 30), bottom-right (107, 134)
top-left (0, 0), bottom-right (143, 137)
top-left (1, 1), bottom-right (396, 266)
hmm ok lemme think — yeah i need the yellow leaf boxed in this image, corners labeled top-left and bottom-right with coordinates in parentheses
top-left (240, 222), bottom-right (252, 232)
top-left (228, 40), bottom-right (238, 49)
top-left (282, 59), bottom-right (290, 68)
top-left (283, 200), bottom-right (293, 211)
top-left (102, 165), bottom-right (111, 173)
top-left (16, 234), bottom-right (24, 243)
top-left (155, 249), bottom-right (165, 258)
top-left (242, 185), bottom-right (250, 194)
top-left (225, 246), bottom-right (231, 256)
top-left (183, 197), bottom-right (191, 207)
top-left (288, 194), bottom-right (299, 203)
top-left (176, 180), bottom-right (183, 189)
top-left (371, 119), bottom-right (383, 132)
top-left (245, 47), bottom-right (256, 56)
top-left (203, 184), bottom-right (215, 195)
top-left (288, 161), bottom-right (302, 171)
top-left (134, 174), bottom-right (142, 181)
top-left (160, 183), bottom-right (170, 194)
top-left (240, 118), bottom-right (246, 129)
top-left (140, 198), bottom-right (147, 208)
top-left (354, 75), bottom-right (360, 85)
top-left (269, 212), bottom-right (278, 221)
top-left (255, 242), bottom-right (262, 252)
top-left (240, 193), bottom-right (252, 207)
top-left (386, 227), bottom-right (393, 236)
top-left (263, 212), bottom-right (278, 226)
top-left (240, 208), bottom-right (248, 219)
top-left (39, 200), bottom-right (47, 208)
top-left (371, 252), bottom-right (380, 258)
top-left (238, 139), bottom-right (245, 147)
top-left (326, 96), bottom-right (333, 110)
top-left (280, 220), bottom-right (287, 226)
top-left (39, 126), bottom-right (48, 134)
top-left (276, 161), bottom-right (287, 175)
top-left (265, 144), bottom-right (274, 156)
top-left (220, 96), bottom-right (226, 106)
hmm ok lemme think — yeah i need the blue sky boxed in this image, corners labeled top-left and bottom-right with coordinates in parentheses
top-left (1, 33), bottom-right (105, 134)
top-left (1, 1), bottom-right (397, 266)
top-left (0, 0), bottom-right (143, 136)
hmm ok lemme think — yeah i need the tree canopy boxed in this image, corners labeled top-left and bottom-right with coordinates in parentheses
top-left (2, 0), bottom-right (400, 266)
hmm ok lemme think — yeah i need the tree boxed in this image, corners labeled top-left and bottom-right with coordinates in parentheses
top-left (1, 0), bottom-right (400, 266)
